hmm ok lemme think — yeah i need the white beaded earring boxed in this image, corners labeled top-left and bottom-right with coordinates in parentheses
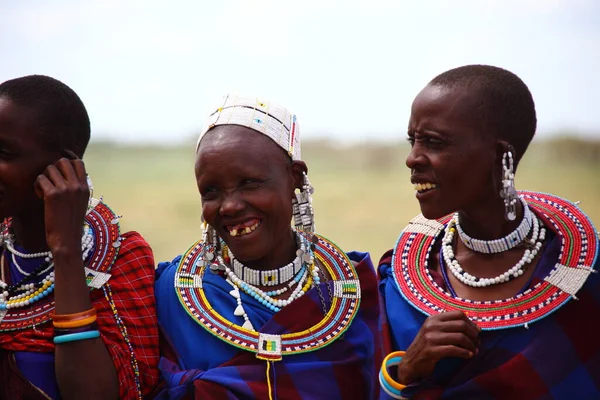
top-left (201, 218), bottom-right (209, 243)
top-left (500, 150), bottom-right (518, 221)
top-left (200, 219), bottom-right (218, 271)
top-left (86, 174), bottom-right (95, 212)
top-left (292, 172), bottom-right (315, 233)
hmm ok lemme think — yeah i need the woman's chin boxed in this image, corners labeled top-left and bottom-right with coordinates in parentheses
top-left (420, 206), bottom-right (450, 221)
top-left (224, 239), bottom-right (266, 263)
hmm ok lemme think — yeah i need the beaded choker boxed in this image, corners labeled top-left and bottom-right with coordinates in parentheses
top-left (228, 235), bottom-right (308, 287)
top-left (391, 191), bottom-right (599, 330)
top-left (455, 197), bottom-right (533, 254)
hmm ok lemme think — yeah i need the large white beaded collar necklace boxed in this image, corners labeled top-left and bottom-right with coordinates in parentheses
top-left (174, 231), bottom-right (361, 361)
top-left (0, 198), bottom-right (121, 330)
top-left (391, 191), bottom-right (599, 331)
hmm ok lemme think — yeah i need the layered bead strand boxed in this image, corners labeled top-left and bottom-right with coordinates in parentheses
top-left (444, 215), bottom-right (546, 287)
top-left (0, 223), bottom-right (95, 312)
top-left (207, 231), bottom-right (321, 328)
top-left (0, 271), bottom-right (55, 310)
top-left (225, 262), bottom-right (320, 312)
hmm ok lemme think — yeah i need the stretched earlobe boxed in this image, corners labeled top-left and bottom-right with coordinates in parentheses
top-left (290, 161), bottom-right (309, 190)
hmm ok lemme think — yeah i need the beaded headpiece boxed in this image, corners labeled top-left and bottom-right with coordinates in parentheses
top-left (197, 94), bottom-right (301, 160)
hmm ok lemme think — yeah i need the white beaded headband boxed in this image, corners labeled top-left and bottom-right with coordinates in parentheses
top-left (197, 94), bottom-right (301, 160)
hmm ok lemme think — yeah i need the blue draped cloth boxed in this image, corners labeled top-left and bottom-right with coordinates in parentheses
top-left (155, 251), bottom-right (381, 399)
top-left (379, 231), bottom-right (600, 399)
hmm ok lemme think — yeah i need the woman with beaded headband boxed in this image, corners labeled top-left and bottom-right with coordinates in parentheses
top-left (155, 95), bottom-right (380, 399)
top-left (377, 65), bottom-right (600, 399)
top-left (0, 75), bottom-right (159, 399)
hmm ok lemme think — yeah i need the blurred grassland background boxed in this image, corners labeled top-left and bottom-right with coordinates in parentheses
top-left (84, 137), bottom-right (600, 264)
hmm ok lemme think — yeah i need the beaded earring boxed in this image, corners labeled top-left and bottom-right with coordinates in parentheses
top-left (198, 219), bottom-right (215, 266)
top-left (86, 174), bottom-right (95, 212)
top-left (292, 173), bottom-right (315, 233)
top-left (500, 150), bottom-right (518, 221)
top-left (0, 220), bottom-right (10, 247)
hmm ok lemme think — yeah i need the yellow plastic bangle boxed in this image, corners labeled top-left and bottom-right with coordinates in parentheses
top-left (381, 351), bottom-right (407, 391)
top-left (52, 315), bottom-right (97, 329)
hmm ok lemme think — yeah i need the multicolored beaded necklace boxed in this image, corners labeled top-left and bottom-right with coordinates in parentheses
top-left (392, 191), bottom-right (599, 330)
top-left (174, 231), bottom-right (361, 361)
top-left (0, 224), bottom-right (95, 312)
top-left (0, 198), bottom-right (144, 399)
top-left (0, 199), bottom-right (119, 330)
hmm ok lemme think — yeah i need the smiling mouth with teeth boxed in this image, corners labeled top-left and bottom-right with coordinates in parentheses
top-left (414, 183), bottom-right (438, 193)
top-left (227, 219), bottom-right (261, 237)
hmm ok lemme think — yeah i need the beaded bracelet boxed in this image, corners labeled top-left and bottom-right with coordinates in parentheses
top-left (379, 351), bottom-right (406, 399)
top-left (54, 322), bottom-right (99, 337)
top-left (53, 330), bottom-right (101, 344)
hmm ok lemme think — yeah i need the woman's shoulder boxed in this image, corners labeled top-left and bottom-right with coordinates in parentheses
top-left (155, 237), bottom-right (207, 280)
top-left (99, 230), bottom-right (155, 283)
top-left (156, 255), bottom-right (183, 282)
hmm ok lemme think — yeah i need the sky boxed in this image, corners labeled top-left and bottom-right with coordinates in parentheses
top-left (1, 0), bottom-right (599, 144)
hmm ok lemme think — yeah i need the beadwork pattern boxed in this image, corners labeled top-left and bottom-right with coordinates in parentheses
top-left (174, 232), bottom-right (361, 360)
top-left (392, 192), bottom-right (599, 330)
top-left (103, 283), bottom-right (142, 400)
top-left (0, 200), bottom-right (121, 331)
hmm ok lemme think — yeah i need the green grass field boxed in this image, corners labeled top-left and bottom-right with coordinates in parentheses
top-left (84, 138), bottom-right (600, 264)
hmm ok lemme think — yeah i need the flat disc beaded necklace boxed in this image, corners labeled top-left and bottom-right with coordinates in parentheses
top-left (391, 191), bottom-right (598, 330)
top-left (174, 230), bottom-right (362, 360)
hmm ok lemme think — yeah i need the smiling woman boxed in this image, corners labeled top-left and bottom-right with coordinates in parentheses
top-left (0, 75), bottom-right (159, 400)
top-left (154, 95), bottom-right (380, 400)
top-left (378, 65), bottom-right (600, 399)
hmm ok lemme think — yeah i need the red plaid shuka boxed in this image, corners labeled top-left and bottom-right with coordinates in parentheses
top-left (0, 231), bottom-right (160, 399)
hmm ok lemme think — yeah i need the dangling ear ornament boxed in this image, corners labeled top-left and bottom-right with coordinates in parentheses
top-left (500, 150), bottom-right (518, 221)
top-left (292, 172), bottom-right (315, 233)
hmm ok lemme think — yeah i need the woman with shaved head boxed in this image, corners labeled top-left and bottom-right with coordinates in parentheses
top-left (155, 96), bottom-right (380, 399)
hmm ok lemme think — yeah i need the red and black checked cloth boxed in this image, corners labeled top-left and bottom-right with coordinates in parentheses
top-left (0, 231), bottom-right (160, 399)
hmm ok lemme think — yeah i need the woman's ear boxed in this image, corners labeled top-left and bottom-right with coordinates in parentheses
top-left (290, 160), bottom-right (308, 190)
top-left (495, 140), bottom-right (509, 161)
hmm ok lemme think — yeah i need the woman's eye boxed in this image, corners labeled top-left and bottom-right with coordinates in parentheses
top-left (200, 187), bottom-right (217, 198)
top-left (411, 135), bottom-right (444, 148)
top-left (241, 179), bottom-right (262, 188)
